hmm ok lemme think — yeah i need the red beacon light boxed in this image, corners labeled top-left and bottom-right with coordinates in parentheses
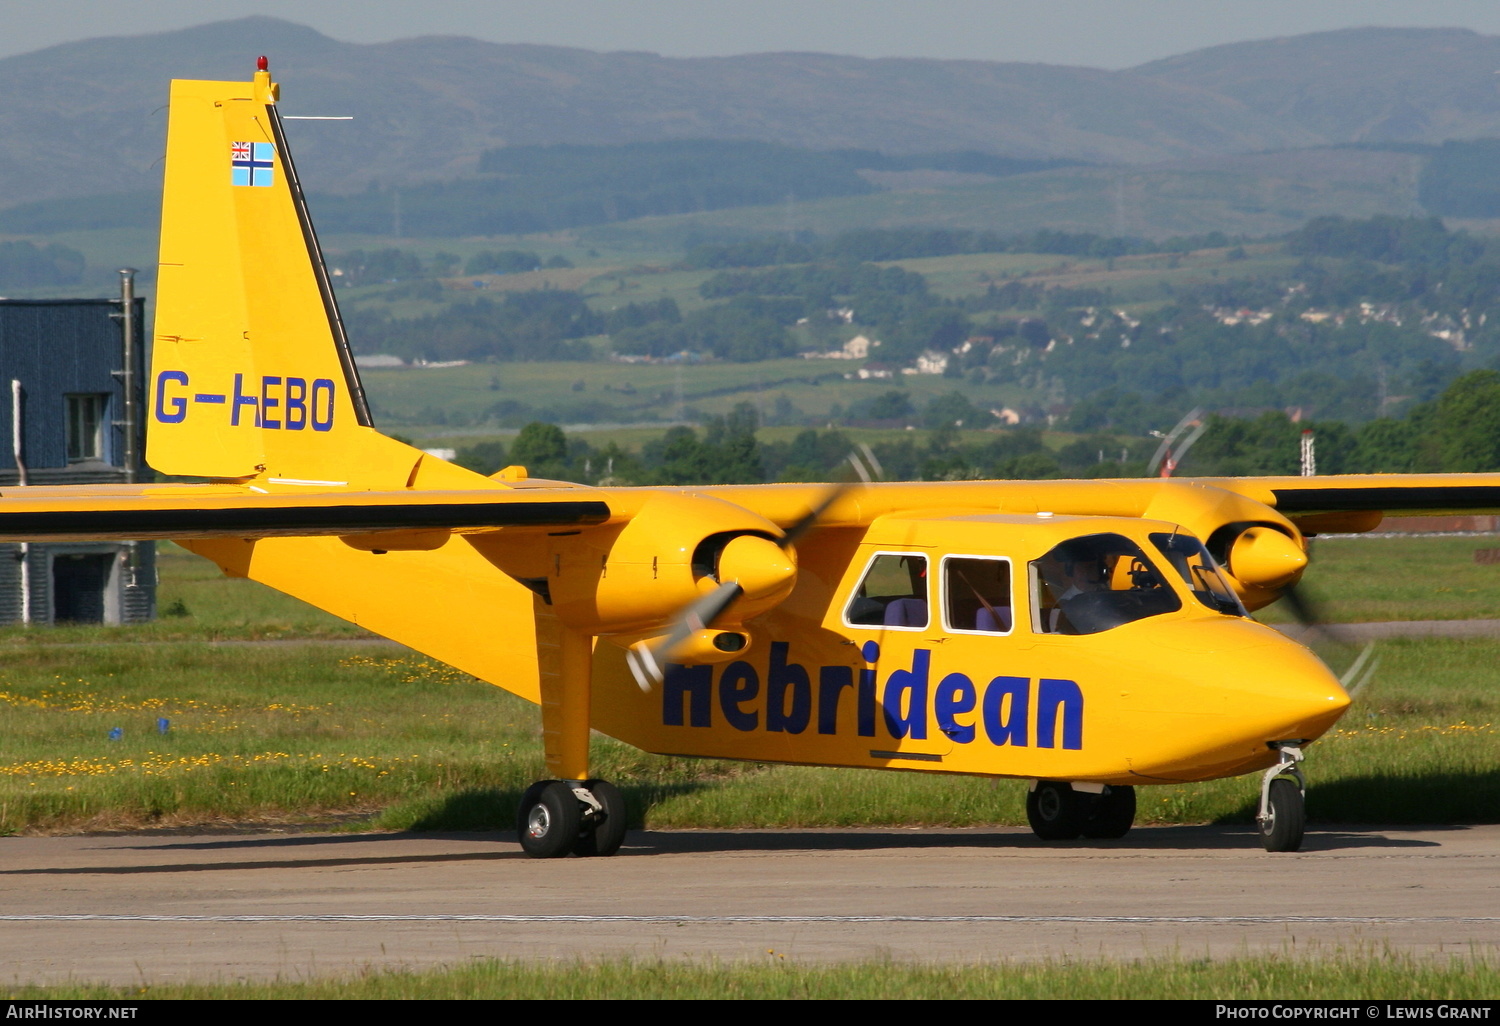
top-left (257, 56), bottom-right (269, 72)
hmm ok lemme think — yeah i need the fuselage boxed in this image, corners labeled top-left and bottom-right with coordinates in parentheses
top-left (589, 512), bottom-right (1351, 785)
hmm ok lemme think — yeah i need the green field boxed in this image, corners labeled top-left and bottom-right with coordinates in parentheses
top-left (1258, 534), bottom-right (1500, 623)
top-left (0, 536), bottom-right (1494, 836)
top-left (577, 150), bottom-right (1427, 250)
top-left (361, 357), bottom-right (1045, 437)
top-left (11, 951), bottom-right (1496, 1000)
top-left (332, 241), bottom-right (1304, 437)
top-left (1, 141), bottom-right (1430, 303)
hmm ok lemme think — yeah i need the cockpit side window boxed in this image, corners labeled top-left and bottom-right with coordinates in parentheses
top-left (845, 552), bottom-right (929, 629)
top-left (942, 556), bottom-right (1013, 634)
top-left (1150, 531), bottom-right (1247, 617)
top-left (1030, 533), bottom-right (1181, 635)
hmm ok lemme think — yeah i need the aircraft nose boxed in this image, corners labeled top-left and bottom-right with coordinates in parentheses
top-left (1123, 619), bottom-right (1352, 780)
top-left (1235, 636), bottom-right (1351, 743)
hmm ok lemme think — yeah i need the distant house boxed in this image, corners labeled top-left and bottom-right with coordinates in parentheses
top-left (0, 297), bottom-right (154, 625)
top-left (805, 334), bottom-right (873, 361)
top-left (906, 350), bottom-right (950, 375)
top-left (354, 353), bottom-right (406, 369)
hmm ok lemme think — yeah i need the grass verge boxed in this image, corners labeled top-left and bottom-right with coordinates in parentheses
top-left (7, 951), bottom-right (1496, 1000)
top-left (0, 631), bottom-right (1493, 835)
top-left (1256, 534), bottom-right (1500, 624)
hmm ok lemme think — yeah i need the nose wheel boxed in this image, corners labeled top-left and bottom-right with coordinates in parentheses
top-left (516, 779), bottom-right (628, 858)
top-left (1257, 745), bottom-right (1306, 853)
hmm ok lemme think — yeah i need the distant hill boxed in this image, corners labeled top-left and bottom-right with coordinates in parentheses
top-left (1131, 27), bottom-right (1500, 144)
top-left (7, 18), bottom-right (1500, 229)
top-left (0, 16), bottom-right (1318, 208)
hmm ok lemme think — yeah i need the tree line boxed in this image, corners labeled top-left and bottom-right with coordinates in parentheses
top-left (451, 367), bottom-right (1500, 489)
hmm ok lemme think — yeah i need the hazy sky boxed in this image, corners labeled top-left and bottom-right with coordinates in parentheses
top-left (6, 0), bottom-right (1500, 67)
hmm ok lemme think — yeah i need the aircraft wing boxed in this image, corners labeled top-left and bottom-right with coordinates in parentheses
top-left (1204, 473), bottom-right (1500, 530)
top-left (0, 484), bottom-right (612, 542)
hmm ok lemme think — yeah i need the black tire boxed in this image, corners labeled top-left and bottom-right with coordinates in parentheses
top-left (517, 780), bottom-right (582, 858)
top-left (1026, 780), bottom-right (1083, 841)
top-left (1259, 778), bottom-right (1305, 853)
top-left (573, 779), bottom-right (628, 857)
top-left (1081, 785), bottom-right (1136, 839)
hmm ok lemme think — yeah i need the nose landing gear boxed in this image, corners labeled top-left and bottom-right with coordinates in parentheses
top-left (1257, 744), bottom-right (1307, 853)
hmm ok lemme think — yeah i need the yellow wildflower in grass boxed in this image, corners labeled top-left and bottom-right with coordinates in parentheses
top-left (339, 656), bottom-right (482, 687)
top-left (1326, 721), bottom-right (1494, 743)
top-left (0, 751), bottom-right (426, 780)
top-left (0, 674), bottom-right (328, 723)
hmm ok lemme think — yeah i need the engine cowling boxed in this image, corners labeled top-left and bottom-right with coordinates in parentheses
top-left (1227, 526), bottom-right (1307, 591)
top-left (548, 492), bottom-right (797, 636)
top-left (1140, 480), bottom-right (1309, 612)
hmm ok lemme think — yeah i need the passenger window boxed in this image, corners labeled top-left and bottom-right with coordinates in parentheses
top-left (845, 553), bottom-right (929, 628)
top-left (943, 557), bottom-right (1012, 634)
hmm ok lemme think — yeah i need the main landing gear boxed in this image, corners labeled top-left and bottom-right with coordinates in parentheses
top-left (519, 605), bottom-right (630, 858)
top-left (516, 778), bottom-right (628, 858)
top-left (1026, 781), bottom-right (1136, 841)
top-left (1256, 744), bottom-right (1306, 853)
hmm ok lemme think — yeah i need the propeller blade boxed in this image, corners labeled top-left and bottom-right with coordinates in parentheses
top-left (630, 446), bottom-right (884, 691)
top-left (779, 484), bottom-right (846, 550)
top-left (1280, 580), bottom-right (1323, 629)
top-left (1280, 580), bottom-right (1379, 699)
top-left (627, 580), bottom-right (743, 691)
top-left (777, 444), bottom-right (880, 550)
top-left (1340, 642), bottom-right (1380, 698)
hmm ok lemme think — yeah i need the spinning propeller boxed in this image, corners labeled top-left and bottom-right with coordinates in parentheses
top-left (1274, 559), bottom-right (1380, 699)
top-left (626, 446), bottom-right (883, 691)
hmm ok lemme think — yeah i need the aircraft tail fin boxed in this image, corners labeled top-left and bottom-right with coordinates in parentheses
top-left (148, 62), bottom-right (421, 487)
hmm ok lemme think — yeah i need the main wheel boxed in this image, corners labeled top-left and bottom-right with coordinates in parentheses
top-left (1081, 784), bottom-right (1136, 839)
top-left (514, 780), bottom-right (548, 838)
top-left (1027, 780), bottom-right (1083, 841)
top-left (1259, 778), bottom-right (1305, 853)
top-left (517, 780), bottom-right (582, 858)
top-left (573, 779), bottom-right (628, 857)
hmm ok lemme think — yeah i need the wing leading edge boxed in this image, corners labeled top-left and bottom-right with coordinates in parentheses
top-left (0, 485), bottom-right (611, 542)
top-left (1207, 474), bottom-right (1500, 524)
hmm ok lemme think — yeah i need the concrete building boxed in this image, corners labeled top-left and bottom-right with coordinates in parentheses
top-left (0, 292), bottom-right (154, 625)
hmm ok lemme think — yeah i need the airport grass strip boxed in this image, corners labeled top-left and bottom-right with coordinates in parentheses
top-left (9, 952), bottom-right (1499, 1000)
top-left (0, 634), bottom-right (1495, 833)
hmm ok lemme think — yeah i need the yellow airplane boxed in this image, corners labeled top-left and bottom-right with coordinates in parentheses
top-left (3, 63), bottom-right (1495, 857)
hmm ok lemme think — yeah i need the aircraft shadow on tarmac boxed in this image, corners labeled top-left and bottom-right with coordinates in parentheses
top-left (603, 825), bottom-right (1446, 856)
top-left (0, 824), bottom-right (1452, 878)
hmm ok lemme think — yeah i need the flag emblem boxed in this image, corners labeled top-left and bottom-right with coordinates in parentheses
top-left (230, 141), bottom-right (275, 187)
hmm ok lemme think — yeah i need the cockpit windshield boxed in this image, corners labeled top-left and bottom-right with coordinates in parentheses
top-left (1149, 532), bottom-right (1247, 617)
top-left (1030, 533), bottom-right (1181, 635)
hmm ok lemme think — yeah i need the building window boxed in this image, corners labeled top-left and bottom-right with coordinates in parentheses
top-left (65, 394), bottom-right (107, 462)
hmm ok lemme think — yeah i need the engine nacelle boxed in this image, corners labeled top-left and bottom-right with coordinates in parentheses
top-left (548, 492), bottom-right (796, 635)
top-left (1139, 480), bottom-right (1309, 611)
top-left (1227, 526), bottom-right (1307, 590)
